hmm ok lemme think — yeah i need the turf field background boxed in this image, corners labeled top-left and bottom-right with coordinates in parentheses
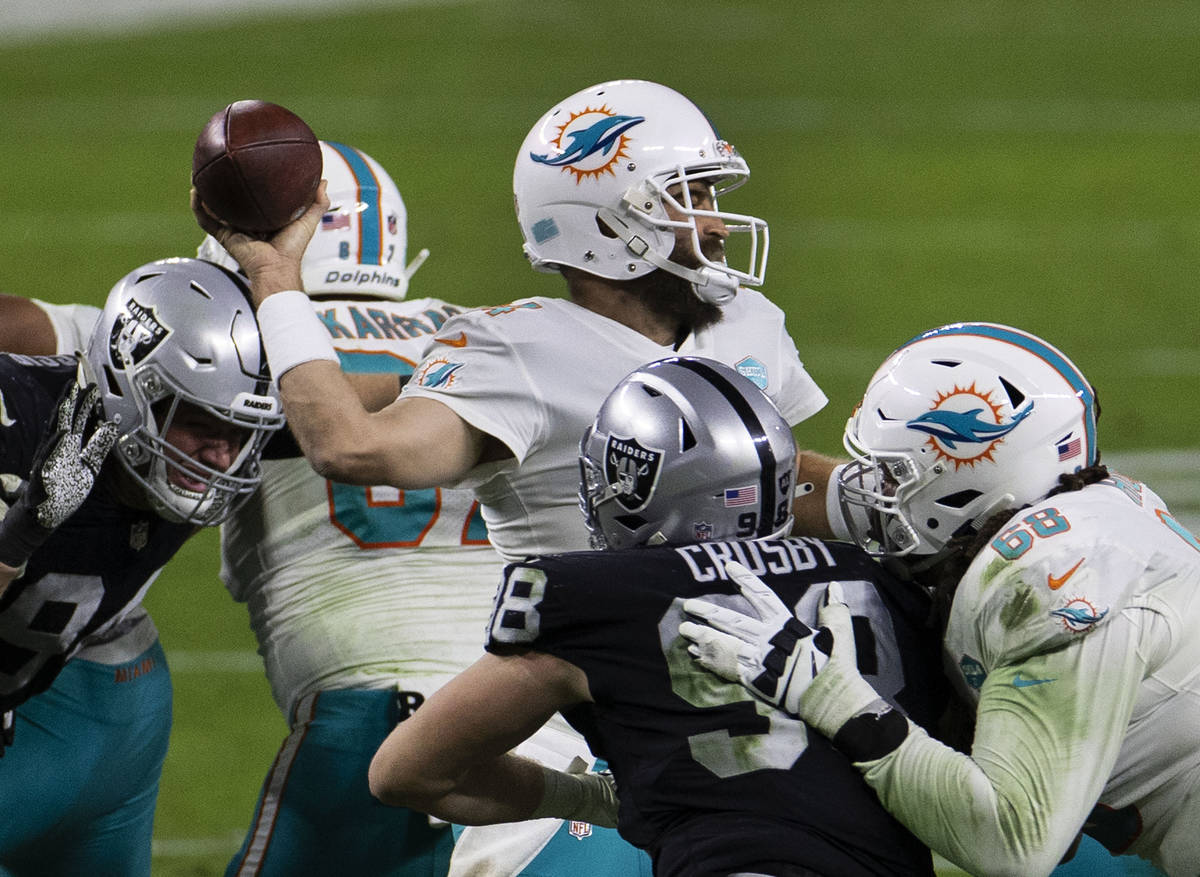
top-left (2, 2), bottom-right (1197, 874)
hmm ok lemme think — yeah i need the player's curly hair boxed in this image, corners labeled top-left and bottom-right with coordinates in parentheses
top-left (925, 462), bottom-right (1110, 638)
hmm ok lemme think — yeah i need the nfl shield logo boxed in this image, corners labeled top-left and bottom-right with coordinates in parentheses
top-left (129, 520), bottom-right (149, 551)
top-left (568, 820), bottom-right (593, 840)
top-left (604, 435), bottom-right (664, 511)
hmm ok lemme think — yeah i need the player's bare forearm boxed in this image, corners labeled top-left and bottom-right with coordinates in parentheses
top-left (387, 751), bottom-right (550, 825)
top-left (275, 364), bottom-right (479, 488)
top-left (345, 372), bottom-right (402, 412)
top-left (0, 295), bottom-right (57, 354)
top-left (369, 651), bottom-right (589, 822)
top-left (791, 450), bottom-right (844, 538)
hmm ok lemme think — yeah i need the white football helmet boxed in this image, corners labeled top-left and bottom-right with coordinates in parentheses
top-left (839, 322), bottom-right (1100, 557)
top-left (198, 140), bottom-right (427, 300)
top-left (580, 356), bottom-right (796, 550)
top-left (85, 258), bottom-right (285, 526)
top-left (514, 79), bottom-right (768, 306)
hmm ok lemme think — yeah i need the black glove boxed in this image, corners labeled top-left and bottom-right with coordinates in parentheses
top-left (0, 378), bottom-right (118, 570)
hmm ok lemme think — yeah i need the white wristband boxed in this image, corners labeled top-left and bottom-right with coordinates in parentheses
top-left (256, 290), bottom-right (339, 379)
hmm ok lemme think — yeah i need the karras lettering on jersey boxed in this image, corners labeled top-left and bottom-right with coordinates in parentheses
top-left (316, 304), bottom-right (461, 341)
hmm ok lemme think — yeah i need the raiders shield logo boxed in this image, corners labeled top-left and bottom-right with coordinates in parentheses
top-left (109, 298), bottom-right (170, 369)
top-left (604, 435), bottom-right (664, 511)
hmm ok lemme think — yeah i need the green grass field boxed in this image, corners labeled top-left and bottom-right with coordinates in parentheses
top-left (2, 1), bottom-right (1197, 873)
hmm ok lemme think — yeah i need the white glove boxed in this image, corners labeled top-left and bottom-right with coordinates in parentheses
top-left (798, 581), bottom-right (910, 761)
top-left (683, 563), bottom-right (910, 762)
top-left (680, 560), bottom-right (829, 717)
top-left (795, 581), bottom-right (882, 736)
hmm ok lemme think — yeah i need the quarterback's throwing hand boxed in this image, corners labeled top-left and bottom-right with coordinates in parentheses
top-left (680, 560), bottom-right (829, 717)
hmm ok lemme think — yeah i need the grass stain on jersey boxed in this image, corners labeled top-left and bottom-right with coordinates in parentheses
top-left (980, 555), bottom-right (1009, 585)
top-left (999, 581), bottom-right (1040, 630)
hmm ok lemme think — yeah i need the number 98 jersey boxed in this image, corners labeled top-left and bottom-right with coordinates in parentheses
top-left (487, 537), bottom-right (946, 877)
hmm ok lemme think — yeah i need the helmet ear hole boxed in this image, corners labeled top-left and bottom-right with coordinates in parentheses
top-left (679, 419), bottom-right (697, 452)
top-left (613, 514), bottom-right (648, 532)
top-left (101, 364), bottom-right (123, 398)
top-left (596, 214), bottom-right (620, 239)
top-left (999, 376), bottom-right (1026, 409)
top-left (935, 489), bottom-right (983, 509)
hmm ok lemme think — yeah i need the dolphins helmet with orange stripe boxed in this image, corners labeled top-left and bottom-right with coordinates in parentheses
top-left (838, 322), bottom-right (1100, 557)
top-left (198, 141), bottom-right (427, 301)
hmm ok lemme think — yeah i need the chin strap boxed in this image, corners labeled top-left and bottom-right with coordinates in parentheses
top-left (595, 207), bottom-right (739, 306)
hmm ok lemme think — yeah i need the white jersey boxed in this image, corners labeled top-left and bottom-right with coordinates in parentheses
top-left (32, 300), bottom-right (161, 663)
top-left (220, 296), bottom-right (503, 718)
top-left (861, 475), bottom-right (1200, 876)
top-left (401, 290), bottom-right (826, 560)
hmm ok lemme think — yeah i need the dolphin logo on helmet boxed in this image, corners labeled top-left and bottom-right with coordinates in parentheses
top-left (906, 401), bottom-right (1034, 450)
top-left (530, 114), bottom-right (645, 169)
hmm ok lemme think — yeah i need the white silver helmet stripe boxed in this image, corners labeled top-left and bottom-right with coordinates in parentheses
top-left (667, 356), bottom-right (781, 538)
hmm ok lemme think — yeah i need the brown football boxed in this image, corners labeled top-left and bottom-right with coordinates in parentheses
top-left (191, 100), bottom-right (322, 235)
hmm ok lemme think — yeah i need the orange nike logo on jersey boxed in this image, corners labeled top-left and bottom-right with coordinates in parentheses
top-left (434, 332), bottom-right (468, 348)
top-left (1047, 557), bottom-right (1085, 590)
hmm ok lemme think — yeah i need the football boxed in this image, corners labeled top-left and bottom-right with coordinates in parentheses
top-left (191, 100), bottom-right (323, 235)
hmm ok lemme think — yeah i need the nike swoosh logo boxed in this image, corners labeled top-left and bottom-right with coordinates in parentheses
top-left (0, 390), bottom-right (15, 427)
top-left (434, 332), bottom-right (468, 348)
top-left (1013, 673), bottom-right (1056, 689)
top-left (1047, 557), bottom-right (1085, 590)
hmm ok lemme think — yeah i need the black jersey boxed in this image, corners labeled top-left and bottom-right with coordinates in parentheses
top-left (488, 537), bottom-right (944, 877)
top-left (0, 354), bottom-right (194, 712)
